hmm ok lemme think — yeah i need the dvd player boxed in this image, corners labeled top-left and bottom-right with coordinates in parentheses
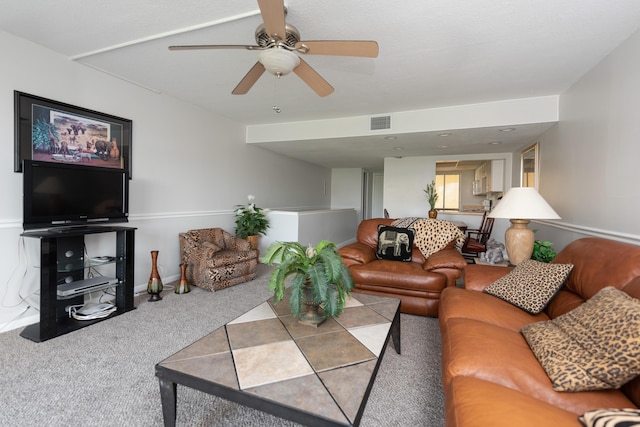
top-left (57, 276), bottom-right (119, 297)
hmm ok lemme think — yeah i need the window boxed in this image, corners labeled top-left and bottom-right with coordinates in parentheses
top-left (435, 174), bottom-right (460, 210)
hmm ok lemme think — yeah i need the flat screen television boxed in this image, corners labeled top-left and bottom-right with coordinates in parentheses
top-left (23, 160), bottom-right (129, 230)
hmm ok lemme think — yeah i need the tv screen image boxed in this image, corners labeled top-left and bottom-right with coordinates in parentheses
top-left (23, 160), bottom-right (129, 230)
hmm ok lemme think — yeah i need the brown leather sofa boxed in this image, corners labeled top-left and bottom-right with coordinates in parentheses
top-left (439, 238), bottom-right (640, 427)
top-left (338, 218), bottom-right (467, 317)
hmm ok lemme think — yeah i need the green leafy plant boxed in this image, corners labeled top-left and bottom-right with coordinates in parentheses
top-left (234, 195), bottom-right (269, 238)
top-left (261, 240), bottom-right (355, 319)
top-left (424, 180), bottom-right (439, 210)
top-left (531, 240), bottom-right (556, 263)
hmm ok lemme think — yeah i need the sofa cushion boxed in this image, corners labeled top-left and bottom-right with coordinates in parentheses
top-left (356, 218), bottom-right (395, 249)
top-left (202, 241), bottom-right (223, 254)
top-left (521, 286), bottom-right (640, 392)
top-left (446, 376), bottom-right (580, 427)
top-left (350, 260), bottom-right (447, 292)
top-left (483, 259), bottom-right (573, 314)
top-left (376, 225), bottom-right (414, 261)
top-left (578, 408), bottom-right (640, 427)
top-left (441, 317), bottom-right (636, 414)
top-left (439, 287), bottom-right (550, 332)
top-left (552, 238), bottom-right (640, 301)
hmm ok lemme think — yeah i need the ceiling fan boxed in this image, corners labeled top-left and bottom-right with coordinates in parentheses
top-left (168, 0), bottom-right (378, 97)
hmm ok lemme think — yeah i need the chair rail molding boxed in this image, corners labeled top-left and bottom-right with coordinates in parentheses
top-left (534, 220), bottom-right (640, 246)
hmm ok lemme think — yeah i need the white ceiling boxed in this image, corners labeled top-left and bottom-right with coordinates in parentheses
top-left (2, 0), bottom-right (640, 169)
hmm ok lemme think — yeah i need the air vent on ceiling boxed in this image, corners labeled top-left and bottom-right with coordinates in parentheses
top-left (370, 115), bottom-right (391, 130)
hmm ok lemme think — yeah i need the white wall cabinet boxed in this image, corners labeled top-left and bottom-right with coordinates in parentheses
top-left (473, 160), bottom-right (504, 195)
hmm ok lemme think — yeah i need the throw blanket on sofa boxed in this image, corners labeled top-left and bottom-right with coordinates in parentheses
top-left (392, 217), bottom-right (466, 259)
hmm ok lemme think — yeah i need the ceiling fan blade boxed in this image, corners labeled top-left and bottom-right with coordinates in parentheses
top-left (232, 62), bottom-right (266, 95)
top-left (295, 41), bottom-right (379, 57)
top-left (169, 45), bottom-right (260, 51)
top-left (257, 0), bottom-right (286, 41)
top-left (293, 58), bottom-right (334, 97)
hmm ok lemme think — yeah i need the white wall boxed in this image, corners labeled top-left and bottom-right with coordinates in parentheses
top-left (371, 172), bottom-right (385, 218)
top-left (382, 153), bottom-right (514, 250)
top-left (263, 208), bottom-right (357, 252)
top-left (247, 96), bottom-right (559, 143)
top-left (371, 22), bottom-right (640, 256)
top-left (0, 31), bottom-right (331, 331)
top-left (330, 168), bottom-right (363, 220)
top-left (380, 22), bottom-right (640, 251)
top-left (383, 157), bottom-right (436, 218)
top-left (383, 153), bottom-right (513, 218)
top-left (530, 27), bottom-right (640, 250)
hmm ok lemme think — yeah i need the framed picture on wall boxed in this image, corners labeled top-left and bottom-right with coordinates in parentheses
top-left (14, 91), bottom-right (132, 177)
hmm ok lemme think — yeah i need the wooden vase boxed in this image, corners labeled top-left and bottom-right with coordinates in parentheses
top-left (175, 263), bottom-right (191, 294)
top-left (147, 250), bottom-right (163, 302)
top-left (428, 209), bottom-right (438, 219)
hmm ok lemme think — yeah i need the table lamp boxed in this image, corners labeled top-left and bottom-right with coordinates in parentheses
top-left (488, 187), bottom-right (560, 265)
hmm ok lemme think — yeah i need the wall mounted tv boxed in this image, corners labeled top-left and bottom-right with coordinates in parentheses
top-left (23, 160), bottom-right (129, 230)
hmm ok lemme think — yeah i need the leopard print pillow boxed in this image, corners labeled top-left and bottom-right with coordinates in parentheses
top-left (483, 259), bottom-right (573, 314)
top-left (521, 286), bottom-right (640, 392)
top-left (202, 241), bottom-right (222, 253)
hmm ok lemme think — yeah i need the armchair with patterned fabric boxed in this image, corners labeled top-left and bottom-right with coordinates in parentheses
top-left (179, 228), bottom-right (258, 292)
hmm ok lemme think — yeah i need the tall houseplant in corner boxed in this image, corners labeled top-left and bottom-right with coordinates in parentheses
top-left (234, 195), bottom-right (269, 254)
top-left (424, 180), bottom-right (439, 218)
top-left (261, 240), bottom-right (354, 327)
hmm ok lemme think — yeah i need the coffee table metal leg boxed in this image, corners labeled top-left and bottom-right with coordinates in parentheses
top-left (391, 308), bottom-right (401, 354)
top-left (159, 379), bottom-right (177, 427)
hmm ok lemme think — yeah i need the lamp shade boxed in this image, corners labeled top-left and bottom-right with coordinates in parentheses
top-left (258, 48), bottom-right (300, 76)
top-left (488, 187), bottom-right (560, 220)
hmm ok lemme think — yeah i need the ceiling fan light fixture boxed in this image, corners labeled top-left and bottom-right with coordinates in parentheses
top-left (258, 48), bottom-right (300, 76)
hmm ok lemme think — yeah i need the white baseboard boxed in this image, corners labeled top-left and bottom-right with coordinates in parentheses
top-left (0, 305), bottom-right (39, 334)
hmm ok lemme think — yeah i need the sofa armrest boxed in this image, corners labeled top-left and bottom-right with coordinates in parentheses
top-left (423, 248), bottom-right (467, 271)
top-left (338, 243), bottom-right (377, 267)
top-left (464, 264), bottom-right (513, 291)
top-left (179, 232), bottom-right (198, 264)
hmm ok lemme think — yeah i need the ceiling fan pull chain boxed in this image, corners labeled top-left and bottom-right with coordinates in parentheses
top-left (272, 74), bottom-right (282, 113)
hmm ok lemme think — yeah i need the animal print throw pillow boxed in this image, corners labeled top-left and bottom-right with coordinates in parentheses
top-left (578, 408), bottom-right (640, 427)
top-left (202, 241), bottom-right (223, 254)
top-left (521, 286), bottom-right (640, 392)
top-left (376, 225), bottom-right (414, 262)
top-left (483, 259), bottom-right (573, 314)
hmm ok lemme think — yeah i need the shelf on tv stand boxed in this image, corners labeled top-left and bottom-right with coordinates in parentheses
top-left (19, 226), bottom-right (136, 342)
top-left (23, 224), bottom-right (133, 238)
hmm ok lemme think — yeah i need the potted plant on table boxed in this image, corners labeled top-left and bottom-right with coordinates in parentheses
top-left (424, 180), bottom-right (439, 218)
top-left (234, 195), bottom-right (269, 253)
top-left (261, 240), bottom-right (355, 327)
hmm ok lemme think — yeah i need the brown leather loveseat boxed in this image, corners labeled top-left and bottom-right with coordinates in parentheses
top-left (439, 238), bottom-right (640, 427)
top-left (338, 218), bottom-right (467, 317)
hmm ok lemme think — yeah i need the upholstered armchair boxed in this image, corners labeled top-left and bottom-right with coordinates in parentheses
top-left (179, 228), bottom-right (258, 292)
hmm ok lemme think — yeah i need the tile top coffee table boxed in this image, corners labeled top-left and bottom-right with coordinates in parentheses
top-left (155, 291), bottom-right (401, 427)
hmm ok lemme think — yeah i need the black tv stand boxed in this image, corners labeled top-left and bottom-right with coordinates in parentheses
top-left (20, 226), bottom-right (136, 342)
top-left (47, 224), bottom-right (112, 234)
